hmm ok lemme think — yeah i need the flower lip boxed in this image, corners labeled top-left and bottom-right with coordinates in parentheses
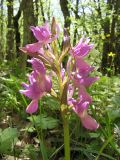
top-left (26, 99), bottom-right (38, 114)
top-left (80, 114), bottom-right (99, 130)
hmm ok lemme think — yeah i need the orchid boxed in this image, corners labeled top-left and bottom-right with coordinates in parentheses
top-left (20, 17), bottom-right (100, 160)
top-left (71, 37), bottom-right (94, 58)
top-left (68, 85), bottom-right (99, 130)
top-left (22, 42), bottom-right (44, 54)
top-left (20, 58), bottom-right (52, 114)
top-left (20, 18), bottom-right (59, 55)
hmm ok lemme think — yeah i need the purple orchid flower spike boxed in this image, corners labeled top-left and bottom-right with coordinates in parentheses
top-left (19, 18), bottom-right (100, 133)
top-left (20, 58), bottom-right (52, 114)
top-left (71, 37), bottom-right (94, 58)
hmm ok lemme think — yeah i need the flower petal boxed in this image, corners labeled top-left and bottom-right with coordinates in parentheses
top-left (30, 25), bottom-right (51, 43)
top-left (25, 42), bottom-right (42, 53)
top-left (72, 37), bottom-right (94, 58)
top-left (83, 77), bottom-right (99, 87)
top-left (26, 100), bottom-right (38, 114)
top-left (81, 114), bottom-right (99, 130)
top-left (28, 58), bottom-right (46, 74)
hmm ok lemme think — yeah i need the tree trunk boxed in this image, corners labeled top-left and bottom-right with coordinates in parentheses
top-left (0, 0), bottom-right (4, 61)
top-left (114, 0), bottom-right (120, 74)
top-left (47, 0), bottom-right (51, 21)
top-left (39, 0), bottom-right (45, 22)
top-left (6, 0), bottom-right (15, 61)
top-left (101, 0), bottom-right (119, 75)
top-left (101, 17), bottom-right (110, 75)
top-left (13, 1), bottom-right (22, 57)
top-left (35, 0), bottom-right (39, 25)
top-left (73, 0), bottom-right (79, 45)
top-left (19, 0), bottom-right (35, 73)
top-left (60, 0), bottom-right (71, 32)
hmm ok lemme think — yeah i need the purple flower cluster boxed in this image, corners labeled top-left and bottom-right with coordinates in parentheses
top-left (20, 18), bottom-right (99, 130)
top-left (67, 38), bottom-right (99, 130)
top-left (20, 58), bottom-right (52, 113)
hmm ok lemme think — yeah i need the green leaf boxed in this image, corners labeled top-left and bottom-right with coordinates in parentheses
top-left (107, 108), bottom-right (120, 121)
top-left (0, 127), bottom-right (18, 153)
top-left (28, 114), bottom-right (59, 130)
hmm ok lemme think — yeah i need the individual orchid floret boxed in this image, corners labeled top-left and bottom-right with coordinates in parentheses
top-left (71, 37), bottom-right (94, 58)
top-left (68, 86), bottom-right (99, 130)
top-left (28, 58), bottom-right (46, 74)
top-left (74, 72), bottom-right (99, 88)
top-left (73, 57), bottom-right (99, 87)
top-left (75, 57), bottom-right (93, 76)
top-left (51, 17), bottom-right (60, 40)
top-left (68, 85), bottom-right (92, 111)
top-left (20, 58), bottom-right (52, 114)
top-left (30, 23), bottom-right (51, 44)
top-left (30, 20), bottom-right (59, 45)
top-left (19, 42), bottom-right (44, 57)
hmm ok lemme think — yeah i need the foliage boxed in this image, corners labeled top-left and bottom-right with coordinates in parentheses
top-left (0, 127), bottom-right (18, 153)
top-left (28, 114), bottom-right (59, 130)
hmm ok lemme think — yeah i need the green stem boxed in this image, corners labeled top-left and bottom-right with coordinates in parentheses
top-left (32, 115), bottom-right (48, 160)
top-left (62, 111), bottom-right (70, 160)
top-left (57, 62), bottom-right (70, 160)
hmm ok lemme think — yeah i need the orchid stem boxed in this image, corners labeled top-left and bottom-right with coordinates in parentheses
top-left (62, 110), bottom-right (70, 160)
top-left (57, 64), bottom-right (70, 160)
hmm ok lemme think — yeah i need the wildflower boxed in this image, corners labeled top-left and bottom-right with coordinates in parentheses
top-left (75, 57), bottom-right (93, 76)
top-left (20, 58), bottom-right (52, 114)
top-left (20, 19), bottom-right (99, 130)
top-left (68, 37), bottom-right (99, 130)
top-left (71, 37), bottom-right (94, 58)
top-left (108, 52), bottom-right (116, 57)
top-left (74, 73), bottom-right (99, 88)
top-left (20, 42), bottom-right (44, 55)
top-left (30, 22), bottom-right (59, 45)
top-left (68, 86), bottom-right (99, 130)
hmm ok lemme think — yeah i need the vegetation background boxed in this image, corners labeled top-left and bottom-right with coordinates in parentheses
top-left (0, 0), bottom-right (120, 159)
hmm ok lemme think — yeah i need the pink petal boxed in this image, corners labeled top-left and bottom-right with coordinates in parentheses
top-left (21, 82), bottom-right (29, 89)
top-left (73, 101), bottom-right (90, 113)
top-left (45, 76), bottom-right (52, 92)
top-left (80, 114), bottom-right (99, 130)
top-left (72, 37), bottom-right (94, 58)
top-left (79, 86), bottom-right (92, 103)
top-left (28, 58), bottom-right (46, 74)
top-left (25, 42), bottom-right (42, 53)
top-left (83, 77), bottom-right (99, 87)
top-left (30, 25), bottom-right (51, 43)
top-left (26, 100), bottom-right (38, 114)
top-left (19, 89), bottom-right (32, 98)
